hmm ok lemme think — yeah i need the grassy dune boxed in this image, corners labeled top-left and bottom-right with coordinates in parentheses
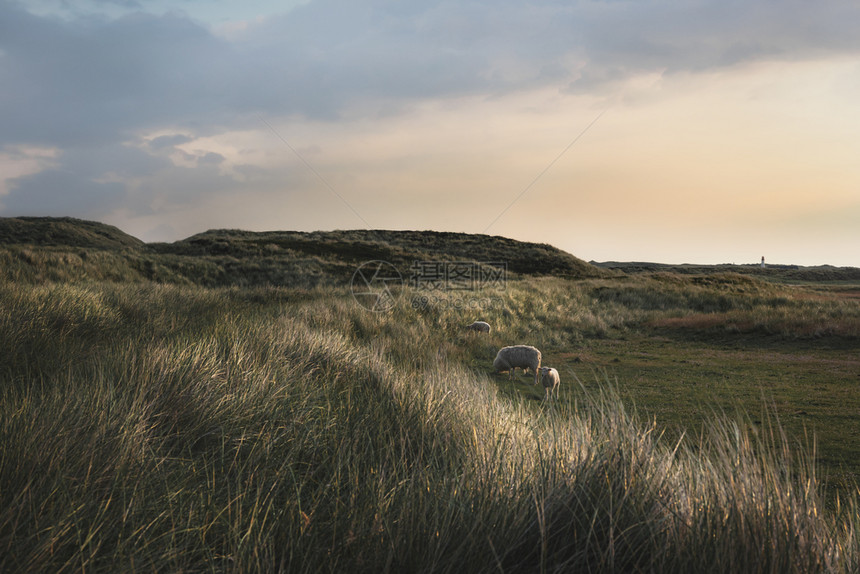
top-left (0, 217), bottom-right (606, 287)
top-left (2, 278), bottom-right (858, 572)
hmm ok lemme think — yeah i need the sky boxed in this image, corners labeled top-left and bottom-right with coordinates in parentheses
top-left (1, 0), bottom-right (859, 266)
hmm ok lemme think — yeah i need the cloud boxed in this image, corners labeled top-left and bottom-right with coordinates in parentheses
top-left (0, 2), bottom-right (236, 147)
top-left (0, 168), bottom-right (126, 218)
top-left (148, 134), bottom-right (194, 150)
top-left (0, 141), bottom-right (239, 218)
top-left (3, 0), bottom-right (860, 265)
top-left (198, 152), bottom-right (225, 165)
top-left (4, 0), bottom-right (860, 151)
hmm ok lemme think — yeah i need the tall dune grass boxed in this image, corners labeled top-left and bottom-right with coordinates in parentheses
top-left (0, 281), bottom-right (857, 572)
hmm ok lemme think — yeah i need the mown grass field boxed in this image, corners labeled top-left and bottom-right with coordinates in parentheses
top-left (1, 263), bottom-right (859, 572)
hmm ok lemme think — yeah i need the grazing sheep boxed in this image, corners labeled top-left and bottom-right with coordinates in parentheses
top-left (493, 345), bottom-right (541, 385)
top-left (465, 321), bottom-right (491, 333)
top-left (539, 367), bottom-right (560, 401)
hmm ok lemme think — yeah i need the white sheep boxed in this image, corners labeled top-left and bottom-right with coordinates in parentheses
top-left (539, 367), bottom-right (560, 401)
top-left (493, 345), bottom-right (541, 385)
top-left (465, 321), bottom-right (491, 333)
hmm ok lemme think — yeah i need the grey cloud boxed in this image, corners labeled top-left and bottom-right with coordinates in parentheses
top-left (198, 152), bottom-right (224, 165)
top-left (0, 2), bottom-right (236, 147)
top-left (2, 142), bottom-right (194, 218)
top-left (1, 144), bottom-right (268, 220)
top-left (237, 0), bottom-right (860, 112)
top-left (565, 0), bottom-right (860, 87)
top-left (3, 0), bottom-right (860, 222)
top-left (148, 134), bottom-right (194, 150)
top-left (130, 164), bottom-right (242, 208)
top-left (94, 0), bottom-right (144, 8)
top-left (5, 0), bottom-right (860, 151)
top-left (232, 163), bottom-right (272, 180)
top-left (1, 168), bottom-right (127, 218)
top-left (70, 143), bottom-right (171, 177)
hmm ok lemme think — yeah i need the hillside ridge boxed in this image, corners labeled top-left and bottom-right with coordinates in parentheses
top-left (163, 227), bottom-right (601, 277)
top-left (4, 217), bottom-right (857, 285)
top-left (0, 217), bottom-right (606, 285)
top-left (0, 216), bottom-right (144, 249)
top-left (592, 260), bottom-right (860, 283)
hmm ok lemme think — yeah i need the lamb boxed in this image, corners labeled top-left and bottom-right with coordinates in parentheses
top-left (465, 321), bottom-right (491, 333)
top-left (493, 345), bottom-right (541, 385)
top-left (539, 367), bottom-right (560, 401)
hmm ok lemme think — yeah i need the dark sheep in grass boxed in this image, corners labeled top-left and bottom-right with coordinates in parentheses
top-left (493, 345), bottom-right (541, 385)
top-left (465, 321), bottom-right (491, 333)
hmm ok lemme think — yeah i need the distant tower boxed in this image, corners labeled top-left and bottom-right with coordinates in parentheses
top-left (761, 256), bottom-right (765, 269)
